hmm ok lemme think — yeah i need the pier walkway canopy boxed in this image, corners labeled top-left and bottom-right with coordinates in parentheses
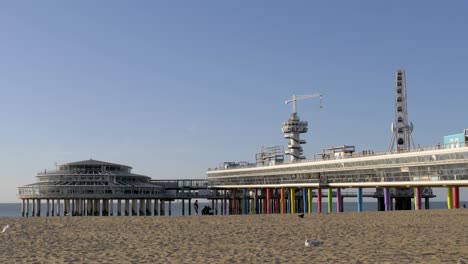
top-left (207, 145), bottom-right (468, 189)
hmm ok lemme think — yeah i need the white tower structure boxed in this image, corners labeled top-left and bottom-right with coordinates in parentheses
top-left (390, 69), bottom-right (414, 152)
top-left (282, 94), bottom-right (322, 161)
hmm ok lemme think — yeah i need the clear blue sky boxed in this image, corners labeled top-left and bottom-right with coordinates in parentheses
top-left (1, 1), bottom-right (467, 202)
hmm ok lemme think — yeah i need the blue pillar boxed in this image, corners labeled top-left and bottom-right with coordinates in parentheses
top-left (243, 189), bottom-right (248, 215)
top-left (336, 188), bottom-right (342, 212)
top-left (303, 188), bottom-right (308, 213)
top-left (384, 187), bottom-right (390, 211)
top-left (357, 187), bottom-right (363, 212)
top-left (255, 189), bottom-right (260, 214)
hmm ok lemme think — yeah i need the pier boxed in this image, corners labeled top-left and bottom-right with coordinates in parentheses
top-left (16, 70), bottom-right (468, 217)
top-left (17, 160), bottom-right (224, 217)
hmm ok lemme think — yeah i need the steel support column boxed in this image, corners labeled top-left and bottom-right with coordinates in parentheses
top-left (153, 199), bottom-right (159, 216)
top-left (453, 187), bottom-right (460, 209)
top-left (317, 189), bottom-right (322, 214)
top-left (447, 187), bottom-right (453, 209)
top-left (357, 187), bottom-right (363, 212)
top-left (290, 188), bottom-right (296, 214)
top-left (303, 188), bottom-right (308, 214)
top-left (266, 188), bottom-right (271, 214)
top-left (384, 187), bottom-right (390, 211)
top-left (336, 188), bottom-right (342, 212)
top-left (280, 188), bottom-right (285, 214)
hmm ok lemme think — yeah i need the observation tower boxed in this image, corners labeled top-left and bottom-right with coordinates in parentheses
top-left (282, 94), bottom-right (322, 161)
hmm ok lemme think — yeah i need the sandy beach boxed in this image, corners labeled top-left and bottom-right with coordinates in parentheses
top-left (0, 209), bottom-right (467, 263)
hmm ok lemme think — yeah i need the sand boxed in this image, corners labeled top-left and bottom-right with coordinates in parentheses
top-left (0, 210), bottom-right (467, 263)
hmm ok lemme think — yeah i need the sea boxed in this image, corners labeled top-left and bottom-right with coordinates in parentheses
top-left (0, 201), bottom-right (458, 218)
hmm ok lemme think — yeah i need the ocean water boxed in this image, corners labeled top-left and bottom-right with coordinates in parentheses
top-left (0, 201), bottom-right (456, 218)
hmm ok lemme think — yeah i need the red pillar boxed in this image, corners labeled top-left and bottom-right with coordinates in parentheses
top-left (453, 187), bottom-right (460, 209)
top-left (317, 188), bottom-right (322, 214)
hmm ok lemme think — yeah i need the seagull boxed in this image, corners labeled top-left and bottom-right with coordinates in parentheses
top-left (305, 239), bottom-right (322, 247)
top-left (2, 225), bottom-right (9, 233)
top-left (298, 213), bottom-right (304, 218)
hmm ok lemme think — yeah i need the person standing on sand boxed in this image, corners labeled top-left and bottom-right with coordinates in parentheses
top-left (194, 200), bottom-right (199, 215)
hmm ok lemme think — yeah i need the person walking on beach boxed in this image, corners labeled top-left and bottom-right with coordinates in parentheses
top-left (194, 200), bottom-right (199, 215)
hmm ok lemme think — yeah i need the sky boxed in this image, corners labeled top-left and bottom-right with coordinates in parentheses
top-left (1, 1), bottom-right (467, 202)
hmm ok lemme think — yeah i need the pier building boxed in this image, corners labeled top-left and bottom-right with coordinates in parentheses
top-left (17, 160), bottom-right (163, 217)
top-left (207, 70), bottom-right (468, 214)
top-left (17, 160), bottom-right (223, 217)
top-left (207, 143), bottom-right (467, 214)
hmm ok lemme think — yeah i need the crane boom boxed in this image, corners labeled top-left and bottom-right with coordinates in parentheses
top-left (285, 93), bottom-right (322, 113)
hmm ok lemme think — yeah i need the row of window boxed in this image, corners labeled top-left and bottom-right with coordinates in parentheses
top-left (209, 153), bottom-right (468, 179)
top-left (208, 165), bottom-right (468, 186)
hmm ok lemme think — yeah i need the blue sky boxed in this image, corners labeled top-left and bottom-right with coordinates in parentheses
top-left (1, 1), bottom-right (467, 202)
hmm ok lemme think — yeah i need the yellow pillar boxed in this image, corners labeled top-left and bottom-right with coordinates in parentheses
top-left (447, 187), bottom-right (453, 209)
top-left (290, 188), bottom-right (295, 214)
top-left (307, 188), bottom-right (312, 214)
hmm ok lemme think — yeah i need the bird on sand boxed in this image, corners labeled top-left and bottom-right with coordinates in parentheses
top-left (298, 213), bottom-right (304, 218)
top-left (305, 239), bottom-right (322, 247)
top-left (2, 225), bottom-right (9, 233)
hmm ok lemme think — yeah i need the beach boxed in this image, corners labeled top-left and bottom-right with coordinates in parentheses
top-left (0, 210), bottom-right (467, 263)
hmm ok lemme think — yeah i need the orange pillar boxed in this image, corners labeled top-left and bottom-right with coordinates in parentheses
top-left (280, 188), bottom-right (285, 214)
top-left (266, 188), bottom-right (271, 214)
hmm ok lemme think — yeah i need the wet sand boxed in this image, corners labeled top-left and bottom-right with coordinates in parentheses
top-left (0, 209), bottom-right (467, 263)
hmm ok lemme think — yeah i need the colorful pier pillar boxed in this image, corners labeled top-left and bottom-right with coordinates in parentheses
top-left (327, 188), bottom-right (332, 213)
top-left (384, 187), bottom-right (390, 211)
top-left (414, 187), bottom-right (422, 210)
top-left (290, 188), bottom-right (296, 214)
top-left (307, 188), bottom-right (312, 214)
top-left (453, 187), bottom-right (460, 209)
top-left (266, 188), bottom-right (271, 214)
top-left (303, 188), bottom-right (308, 214)
top-left (336, 188), bottom-right (342, 212)
top-left (273, 191), bottom-right (277, 214)
top-left (280, 188), bottom-right (285, 214)
top-left (254, 189), bottom-right (260, 214)
top-left (243, 189), bottom-right (248, 215)
top-left (357, 187), bottom-right (363, 212)
top-left (447, 187), bottom-right (453, 209)
top-left (232, 190), bottom-right (237, 215)
top-left (317, 188), bottom-right (322, 214)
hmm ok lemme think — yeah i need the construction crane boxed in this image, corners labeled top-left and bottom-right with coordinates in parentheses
top-left (285, 93), bottom-right (323, 114)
